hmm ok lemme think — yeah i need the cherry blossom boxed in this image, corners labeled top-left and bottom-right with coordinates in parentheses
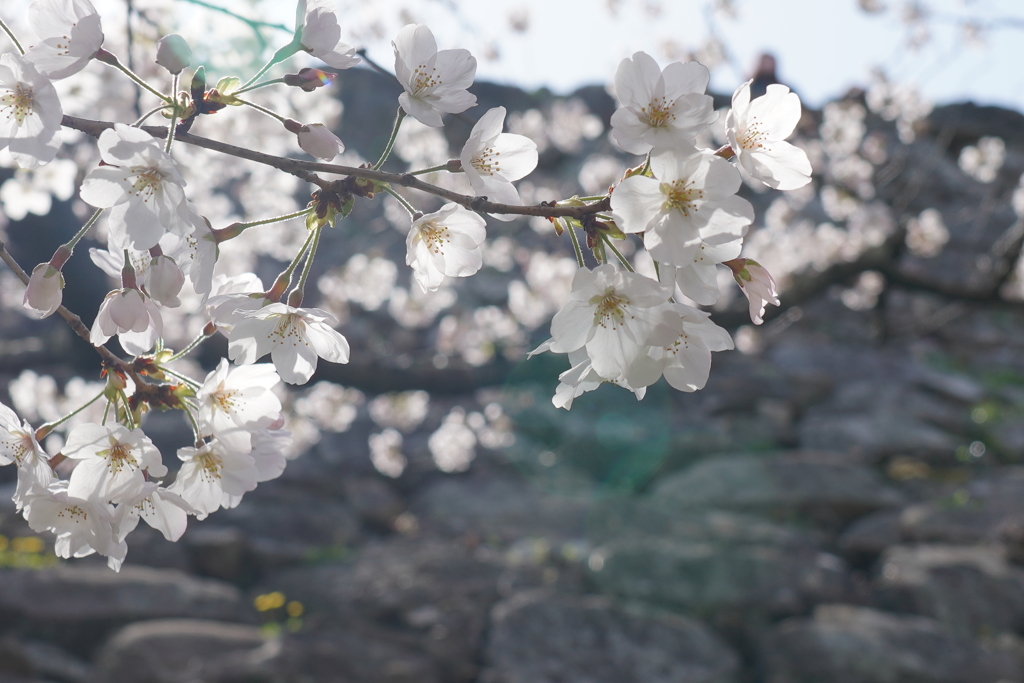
top-left (393, 24), bottom-right (477, 127)
top-left (155, 34), bottom-right (190, 74)
top-left (63, 422), bottom-right (166, 503)
top-left (24, 0), bottom-right (104, 80)
top-left (0, 402), bottom-right (54, 508)
top-left (296, 122), bottom-right (344, 160)
top-left (194, 359), bottom-right (282, 454)
top-left (0, 53), bottom-right (62, 170)
top-left (24, 263), bottom-right (64, 318)
top-left (611, 145), bottom-right (753, 266)
top-left (610, 51), bottom-right (716, 155)
top-left (294, 0), bottom-right (360, 70)
top-left (115, 482), bottom-right (192, 543)
top-left (90, 288), bottom-right (163, 356)
top-left (726, 80), bottom-right (812, 190)
top-left (79, 123), bottom-right (188, 250)
top-left (728, 258), bottom-right (780, 325)
top-left (169, 439), bottom-right (258, 520)
top-left (227, 303), bottom-right (350, 384)
top-left (460, 106), bottom-right (538, 217)
top-left (406, 203), bottom-right (486, 292)
top-left (22, 482), bottom-right (125, 570)
top-left (145, 255), bottom-right (185, 308)
top-left (551, 348), bottom-right (646, 410)
top-left (627, 304), bottom-right (734, 393)
top-left (548, 264), bottom-right (680, 380)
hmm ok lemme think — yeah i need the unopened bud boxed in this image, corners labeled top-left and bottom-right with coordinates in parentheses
top-left (283, 68), bottom-right (336, 92)
top-left (156, 34), bottom-right (192, 75)
top-left (296, 123), bottom-right (345, 161)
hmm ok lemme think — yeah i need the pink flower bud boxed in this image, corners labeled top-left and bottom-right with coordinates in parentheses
top-left (23, 263), bottom-right (63, 318)
top-left (156, 34), bottom-right (191, 75)
top-left (297, 123), bottom-right (344, 161)
top-left (146, 255), bottom-right (185, 307)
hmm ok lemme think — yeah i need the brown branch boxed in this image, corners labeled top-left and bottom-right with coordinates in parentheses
top-left (60, 115), bottom-right (612, 218)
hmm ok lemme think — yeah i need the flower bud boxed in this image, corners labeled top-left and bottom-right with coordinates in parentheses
top-left (296, 123), bottom-right (345, 161)
top-left (283, 68), bottom-right (336, 92)
top-left (146, 256), bottom-right (185, 308)
top-left (23, 263), bottom-right (64, 318)
top-left (156, 34), bottom-right (192, 75)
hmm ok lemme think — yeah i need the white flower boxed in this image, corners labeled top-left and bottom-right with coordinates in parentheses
top-left (24, 263), bottom-right (64, 318)
top-left (296, 122), bottom-right (344, 160)
top-left (248, 425), bottom-right (290, 482)
top-left (115, 482), bottom-right (191, 543)
top-left (79, 123), bottom-right (188, 250)
top-left (22, 482), bottom-right (125, 570)
top-left (393, 24), bottom-right (477, 127)
top-left (155, 34), bottom-right (190, 74)
top-left (460, 106), bottom-right (538, 217)
top-left (0, 159), bottom-right (78, 219)
top-left (406, 203), bottom-right (486, 292)
top-left (549, 264), bottom-right (679, 380)
top-left (627, 304), bottom-right (734, 393)
top-left (90, 288), bottom-right (163, 356)
top-left (205, 274), bottom-right (267, 332)
top-left (660, 261), bottom-right (721, 306)
top-left (24, 0), bottom-right (104, 80)
top-left (729, 258), bottom-right (780, 325)
top-left (195, 359), bottom-right (282, 454)
top-left (0, 53), bottom-right (62, 170)
top-left (63, 422), bottom-right (166, 503)
top-left (228, 303), bottom-right (350, 384)
top-left (726, 80), bottom-right (812, 191)
top-left (610, 52), bottom-right (716, 155)
top-left (160, 202), bottom-right (217, 300)
top-left (611, 145), bottom-right (752, 266)
top-left (168, 439), bottom-right (258, 520)
top-left (0, 402), bottom-right (54, 508)
top-left (551, 348), bottom-right (646, 410)
top-left (294, 0), bottom-right (360, 69)
top-left (145, 255), bottom-right (184, 307)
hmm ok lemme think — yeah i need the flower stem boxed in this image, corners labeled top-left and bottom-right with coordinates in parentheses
top-left (161, 365), bottom-right (202, 389)
top-left (166, 330), bottom-right (213, 362)
top-left (408, 163), bottom-right (449, 176)
top-left (267, 228), bottom-right (317, 301)
top-left (234, 78), bottom-right (285, 95)
top-left (373, 107), bottom-right (406, 170)
top-left (653, 259), bottom-right (661, 281)
top-left (164, 74), bottom-right (180, 153)
top-left (241, 42), bottom-right (300, 90)
top-left (101, 51), bottom-right (173, 103)
top-left (35, 388), bottom-right (106, 440)
top-left (287, 225), bottom-right (322, 307)
top-left (237, 97), bottom-right (289, 124)
top-left (211, 206), bottom-right (313, 242)
top-left (0, 17), bottom-right (25, 55)
top-left (602, 234), bottom-right (634, 272)
top-left (63, 209), bottom-right (104, 253)
top-left (179, 401), bottom-right (202, 443)
top-left (117, 388), bottom-right (136, 429)
top-left (567, 221), bottom-right (585, 268)
top-left (133, 104), bottom-right (171, 127)
top-left (382, 187), bottom-right (416, 217)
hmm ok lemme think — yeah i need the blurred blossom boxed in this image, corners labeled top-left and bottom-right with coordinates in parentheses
top-left (483, 237), bottom-right (516, 272)
top-left (369, 429), bottom-right (406, 478)
top-left (958, 136), bottom-right (1005, 183)
top-left (546, 99), bottom-right (603, 154)
top-left (429, 407), bottom-right (476, 473)
top-left (436, 307), bottom-right (525, 365)
top-left (318, 255), bottom-right (398, 314)
top-left (9, 370), bottom-right (61, 424)
top-left (0, 159), bottom-right (77, 220)
top-left (293, 381), bottom-right (364, 432)
top-left (820, 185), bottom-right (861, 222)
top-left (507, 252), bottom-right (576, 329)
top-left (866, 71), bottom-right (931, 142)
top-left (388, 286), bottom-right (456, 328)
top-left (829, 155), bottom-right (875, 199)
top-left (394, 116), bottom-right (450, 169)
top-left (578, 154), bottom-right (623, 195)
top-left (841, 271), bottom-right (886, 310)
top-left (905, 208), bottom-right (949, 258)
top-left (470, 404), bottom-right (515, 449)
top-left (1012, 173), bottom-right (1024, 218)
top-left (507, 109), bottom-right (548, 153)
top-left (368, 391), bottom-right (430, 432)
top-left (820, 102), bottom-right (866, 159)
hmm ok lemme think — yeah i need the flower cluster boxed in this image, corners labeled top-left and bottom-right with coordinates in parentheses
top-left (0, 0), bottom-right (813, 566)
